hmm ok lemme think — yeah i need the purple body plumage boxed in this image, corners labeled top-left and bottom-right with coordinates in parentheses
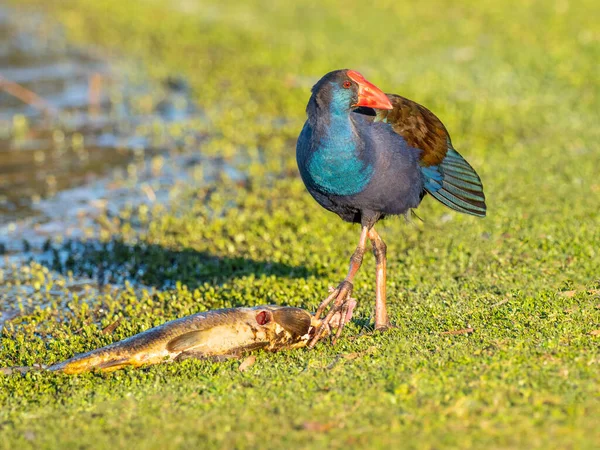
top-left (296, 69), bottom-right (485, 225)
top-left (297, 71), bottom-right (425, 226)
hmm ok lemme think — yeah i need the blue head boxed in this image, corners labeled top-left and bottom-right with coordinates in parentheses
top-left (300, 70), bottom-right (391, 196)
top-left (306, 69), bottom-right (392, 121)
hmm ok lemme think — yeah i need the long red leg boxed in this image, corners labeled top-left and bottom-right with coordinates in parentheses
top-left (368, 227), bottom-right (390, 330)
top-left (308, 226), bottom-right (369, 347)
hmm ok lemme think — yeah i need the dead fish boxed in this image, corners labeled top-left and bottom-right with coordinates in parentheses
top-left (0, 300), bottom-right (356, 375)
top-left (46, 305), bottom-right (314, 374)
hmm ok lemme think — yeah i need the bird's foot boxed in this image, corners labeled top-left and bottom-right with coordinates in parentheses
top-left (308, 280), bottom-right (355, 348)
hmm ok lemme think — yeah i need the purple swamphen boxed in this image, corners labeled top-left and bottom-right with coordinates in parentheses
top-left (296, 69), bottom-right (486, 346)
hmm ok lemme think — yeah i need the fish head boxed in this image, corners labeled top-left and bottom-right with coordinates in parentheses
top-left (245, 306), bottom-right (313, 349)
top-left (252, 306), bottom-right (312, 335)
top-left (249, 299), bottom-right (357, 350)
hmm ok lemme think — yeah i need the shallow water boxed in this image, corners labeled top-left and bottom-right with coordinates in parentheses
top-left (0, 6), bottom-right (202, 226)
top-left (0, 6), bottom-right (246, 247)
top-left (0, 7), bottom-right (245, 324)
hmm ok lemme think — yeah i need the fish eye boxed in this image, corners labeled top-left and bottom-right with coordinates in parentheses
top-left (342, 80), bottom-right (352, 89)
top-left (255, 311), bottom-right (272, 325)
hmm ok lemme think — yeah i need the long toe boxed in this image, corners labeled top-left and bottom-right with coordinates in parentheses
top-left (308, 282), bottom-right (354, 348)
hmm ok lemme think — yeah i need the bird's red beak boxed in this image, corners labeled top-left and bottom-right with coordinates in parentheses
top-left (348, 70), bottom-right (393, 110)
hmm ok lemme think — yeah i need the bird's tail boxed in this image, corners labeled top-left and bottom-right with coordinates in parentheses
top-left (421, 147), bottom-right (486, 217)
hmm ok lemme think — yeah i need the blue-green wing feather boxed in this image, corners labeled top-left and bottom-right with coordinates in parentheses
top-left (421, 146), bottom-right (486, 217)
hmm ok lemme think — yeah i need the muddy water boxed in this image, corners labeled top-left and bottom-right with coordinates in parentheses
top-left (0, 6), bottom-right (247, 250)
top-left (0, 7), bottom-right (249, 329)
top-left (0, 6), bottom-right (202, 226)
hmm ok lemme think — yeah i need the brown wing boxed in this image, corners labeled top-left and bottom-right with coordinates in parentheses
top-left (375, 94), bottom-right (486, 217)
top-left (375, 94), bottom-right (449, 167)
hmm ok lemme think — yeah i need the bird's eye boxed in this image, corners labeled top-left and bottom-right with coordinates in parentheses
top-left (342, 80), bottom-right (352, 89)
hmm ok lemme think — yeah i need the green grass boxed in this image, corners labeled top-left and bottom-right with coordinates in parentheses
top-left (1, 0), bottom-right (600, 448)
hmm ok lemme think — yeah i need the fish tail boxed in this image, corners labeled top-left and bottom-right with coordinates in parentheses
top-left (48, 348), bottom-right (136, 374)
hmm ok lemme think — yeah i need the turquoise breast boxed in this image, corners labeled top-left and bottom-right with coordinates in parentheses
top-left (307, 136), bottom-right (373, 196)
top-left (307, 90), bottom-right (373, 195)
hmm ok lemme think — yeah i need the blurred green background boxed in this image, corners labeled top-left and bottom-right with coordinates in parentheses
top-left (0, 0), bottom-right (599, 449)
